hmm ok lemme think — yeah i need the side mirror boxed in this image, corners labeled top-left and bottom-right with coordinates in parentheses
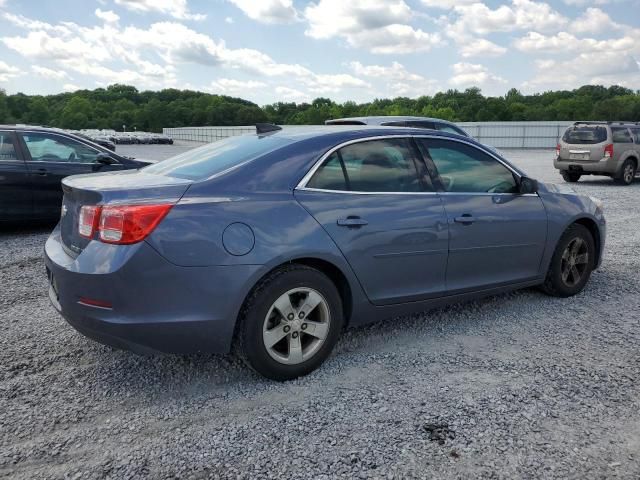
top-left (519, 176), bottom-right (539, 194)
top-left (96, 152), bottom-right (117, 165)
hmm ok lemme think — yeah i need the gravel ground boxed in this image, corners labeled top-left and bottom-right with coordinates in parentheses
top-left (1, 147), bottom-right (639, 479)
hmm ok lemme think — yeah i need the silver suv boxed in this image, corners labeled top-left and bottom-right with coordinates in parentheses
top-left (555, 121), bottom-right (640, 185)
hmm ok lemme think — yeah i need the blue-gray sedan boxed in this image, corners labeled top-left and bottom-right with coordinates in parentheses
top-left (45, 126), bottom-right (606, 380)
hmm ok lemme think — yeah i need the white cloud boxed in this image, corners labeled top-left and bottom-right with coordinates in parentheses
top-left (95, 8), bottom-right (119, 24)
top-left (275, 86), bottom-right (309, 102)
top-left (32, 65), bottom-right (69, 80)
top-left (225, 17), bottom-right (234, 24)
top-left (569, 7), bottom-right (620, 34)
top-left (228, 0), bottom-right (298, 24)
top-left (350, 61), bottom-right (439, 97)
top-left (113, 0), bottom-right (206, 21)
top-left (304, 0), bottom-right (442, 54)
top-left (514, 31), bottom-right (635, 54)
top-left (209, 78), bottom-right (267, 95)
top-left (450, 62), bottom-right (507, 88)
top-left (0, 60), bottom-right (21, 82)
top-left (523, 52), bottom-right (639, 90)
top-left (459, 38), bottom-right (507, 57)
top-left (62, 83), bottom-right (81, 92)
top-left (420, 0), bottom-right (476, 8)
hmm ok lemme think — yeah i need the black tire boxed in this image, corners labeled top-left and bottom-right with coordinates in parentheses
top-left (541, 224), bottom-right (595, 298)
top-left (236, 265), bottom-right (343, 381)
top-left (561, 171), bottom-right (581, 183)
top-left (615, 159), bottom-right (637, 185)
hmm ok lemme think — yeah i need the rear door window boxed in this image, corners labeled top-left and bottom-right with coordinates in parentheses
top-left (22, 133), bottom-right (101, 163)
top-left (562, 126), bottom-right (607, 144)
top-left (307, 138), bottom-right (427, 193)
top-left (631, 128), bottom-right (640, 144)
top-left (611, 127), bottom-right (633, 143)
top-left (0, 132), bottom-right (18, 161)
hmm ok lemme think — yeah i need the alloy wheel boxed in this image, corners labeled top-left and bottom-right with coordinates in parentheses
top-left (262, 288), bottom-right (331, 365)
top-left (623, 164), bottom-right (635, 184)
top-left (560, 237), bottom-right (589, 287)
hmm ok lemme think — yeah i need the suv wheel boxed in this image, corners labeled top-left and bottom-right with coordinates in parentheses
top-left (236, 265), bottom-right (343, 381)
top-left (541, 224), bottom-right (595, 298)
top-left (615, 159), bottom-right (637, 185)
top-left (561, 171), bottom-right (581, 183)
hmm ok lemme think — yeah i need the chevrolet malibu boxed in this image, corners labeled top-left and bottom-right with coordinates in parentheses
top-left (45, 125), bottom-right (606, 380)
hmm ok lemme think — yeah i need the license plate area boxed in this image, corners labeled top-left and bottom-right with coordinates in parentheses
top-left (569, 153), bottom-right (590, 160)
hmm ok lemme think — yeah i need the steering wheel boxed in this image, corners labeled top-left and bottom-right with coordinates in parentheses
top-left (440, 175), bottom-right (455, 191)
top-left (68, 152), bottom-right (77, 162)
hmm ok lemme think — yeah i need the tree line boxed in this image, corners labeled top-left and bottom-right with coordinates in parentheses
top-left (1, 83), bottom-right (639, 132)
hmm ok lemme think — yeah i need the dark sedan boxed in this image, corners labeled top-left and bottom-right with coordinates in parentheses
top-left (0, 126), bottom-right (152, 222)
top-left (45, 125), bottom-right (605, 380)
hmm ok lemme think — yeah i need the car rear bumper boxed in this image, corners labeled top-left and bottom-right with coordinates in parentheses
top-left (554, 156), bottom-right (620, 175)
top-left (45, 226), bottom-right (262, 354)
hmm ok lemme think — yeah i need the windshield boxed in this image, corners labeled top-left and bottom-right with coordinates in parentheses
top-left (143, 134), bottom-right (290, 180)
top-left (562, 126), bottom-right (607, 144)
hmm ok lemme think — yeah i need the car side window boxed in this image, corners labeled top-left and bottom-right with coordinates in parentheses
top-left (0, 132), bottom-right (18, 161)
top-left (611, 127), bottom-right (633, 143)
top-left (307, 138), bottom-right (426, 193)
top-left (629, 128), bottom-right (640, 144)
top-left (22, 133), bottom-right (101, 163)
top-left (418, 138), bottom-right (518, 194)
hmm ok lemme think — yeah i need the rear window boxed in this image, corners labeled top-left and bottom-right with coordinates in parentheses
top-left (562, 126), bottom-right (607, 144)
top-left (143, 135), bottom-right (289, 180)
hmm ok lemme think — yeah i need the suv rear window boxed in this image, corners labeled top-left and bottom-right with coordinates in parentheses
top-left (562, 126), bottom-right (607, 144)
top-left (143, 135), bottom-right (290, 180)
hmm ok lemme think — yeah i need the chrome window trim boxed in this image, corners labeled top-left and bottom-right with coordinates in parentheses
top-left (295, 134), bottom-right (528, 195)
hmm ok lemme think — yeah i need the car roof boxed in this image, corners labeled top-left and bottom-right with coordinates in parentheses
top-left (325, 116), bottom-right (457, 126)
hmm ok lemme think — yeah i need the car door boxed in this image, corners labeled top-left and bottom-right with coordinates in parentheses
top-left (18, 131), bottom-right (124, 219)
top-left (416, 137), bottom-right (547, 293)
top-left (0, 130), bottom-right (33, 220)
top-left (295, 137), bottom-right (449, 305)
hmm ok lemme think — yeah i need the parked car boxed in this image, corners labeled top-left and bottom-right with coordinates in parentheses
top-left (0, 125), bottom-right (152, 222)
top-left (555, 121), bottom-right (640, 185)
top-left (45, 125), bottom-right (605, 380)
top-left (77, 133), bottom-right (116, 152)
top-left (326, 116), bottom-right (470, 137)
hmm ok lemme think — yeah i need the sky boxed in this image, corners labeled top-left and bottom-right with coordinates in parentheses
top-left (0, 0), bottom-right (638, 105)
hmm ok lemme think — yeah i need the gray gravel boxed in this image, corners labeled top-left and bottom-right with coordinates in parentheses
top-left (1, 147), bottom-right (639, 479)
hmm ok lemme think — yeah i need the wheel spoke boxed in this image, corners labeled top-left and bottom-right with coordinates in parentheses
top-left (575, 253), bottom-right (588, 265)
top-left (263, 324), bottom-right (288, 348)
top-left (273, 293), bottom-right (295, 320)
top-left (561, 266), bottom-right (570, 282)
top-left (570, 238), bottom-right (583, 256)
top-left (288, 334), bottom-right (303, 363)
top-left (303, 320), bottom-right (329, 340)
top-left (297, 291), bottom-right (323, 318)
top-left (570, 265), bottom-right (580, 283)
top-left (562, 248), bottom-right (571, 261)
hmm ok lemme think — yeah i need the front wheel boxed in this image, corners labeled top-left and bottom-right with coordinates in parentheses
top-left (561, 171), bottom-right (581, 183)
top-left (541, 224), bottom-right (595, 297)
top-left (615, 159), bottom-right (637, 185)
top-left (236, 265), bottom-right (343, 381)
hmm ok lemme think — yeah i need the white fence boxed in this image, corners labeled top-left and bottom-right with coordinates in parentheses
top-left (164, 121), bottom-right (574, 149)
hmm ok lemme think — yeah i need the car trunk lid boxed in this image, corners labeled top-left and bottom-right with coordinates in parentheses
top-left (60, 170), bottom-right (192, 256)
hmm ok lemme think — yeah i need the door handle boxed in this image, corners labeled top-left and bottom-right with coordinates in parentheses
top-left (454, 214), bottom-right (475, 225)
top-left (35, 168), bottom-right (48, 176)
top-left (337, 216), bottom-right (368, 228)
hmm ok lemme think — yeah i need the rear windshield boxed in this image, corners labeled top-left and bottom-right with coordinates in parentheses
top-left (143, 134), bottom-right (289, 180)
top-left (562, 126), bottom-right (607, 144)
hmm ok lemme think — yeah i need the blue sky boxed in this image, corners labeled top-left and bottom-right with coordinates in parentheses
top-left (0, 0), bottom-right (638, 105)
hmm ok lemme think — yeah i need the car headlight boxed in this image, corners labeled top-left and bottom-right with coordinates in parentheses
top-left (589, 196), bottom-right (604, 214)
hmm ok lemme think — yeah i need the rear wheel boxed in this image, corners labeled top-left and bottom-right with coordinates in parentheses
top-left (236, 265), bottom-right (343, 381)
top-left (541, 224), bottom-right (595, 297)
top-left (561, 171), bottom-right (581, 183)
top-left (615, 159), bottom-right (636, 185)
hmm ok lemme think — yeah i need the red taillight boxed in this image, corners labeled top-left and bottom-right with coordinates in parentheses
top-left (556, 143), bottom-right (560, 158)
top-left (78, 205), bottom-right (102, 239)
top-left (604, 144), bottom-right (613, 158)
top-left (98, 204), bottom-right (173, 245)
